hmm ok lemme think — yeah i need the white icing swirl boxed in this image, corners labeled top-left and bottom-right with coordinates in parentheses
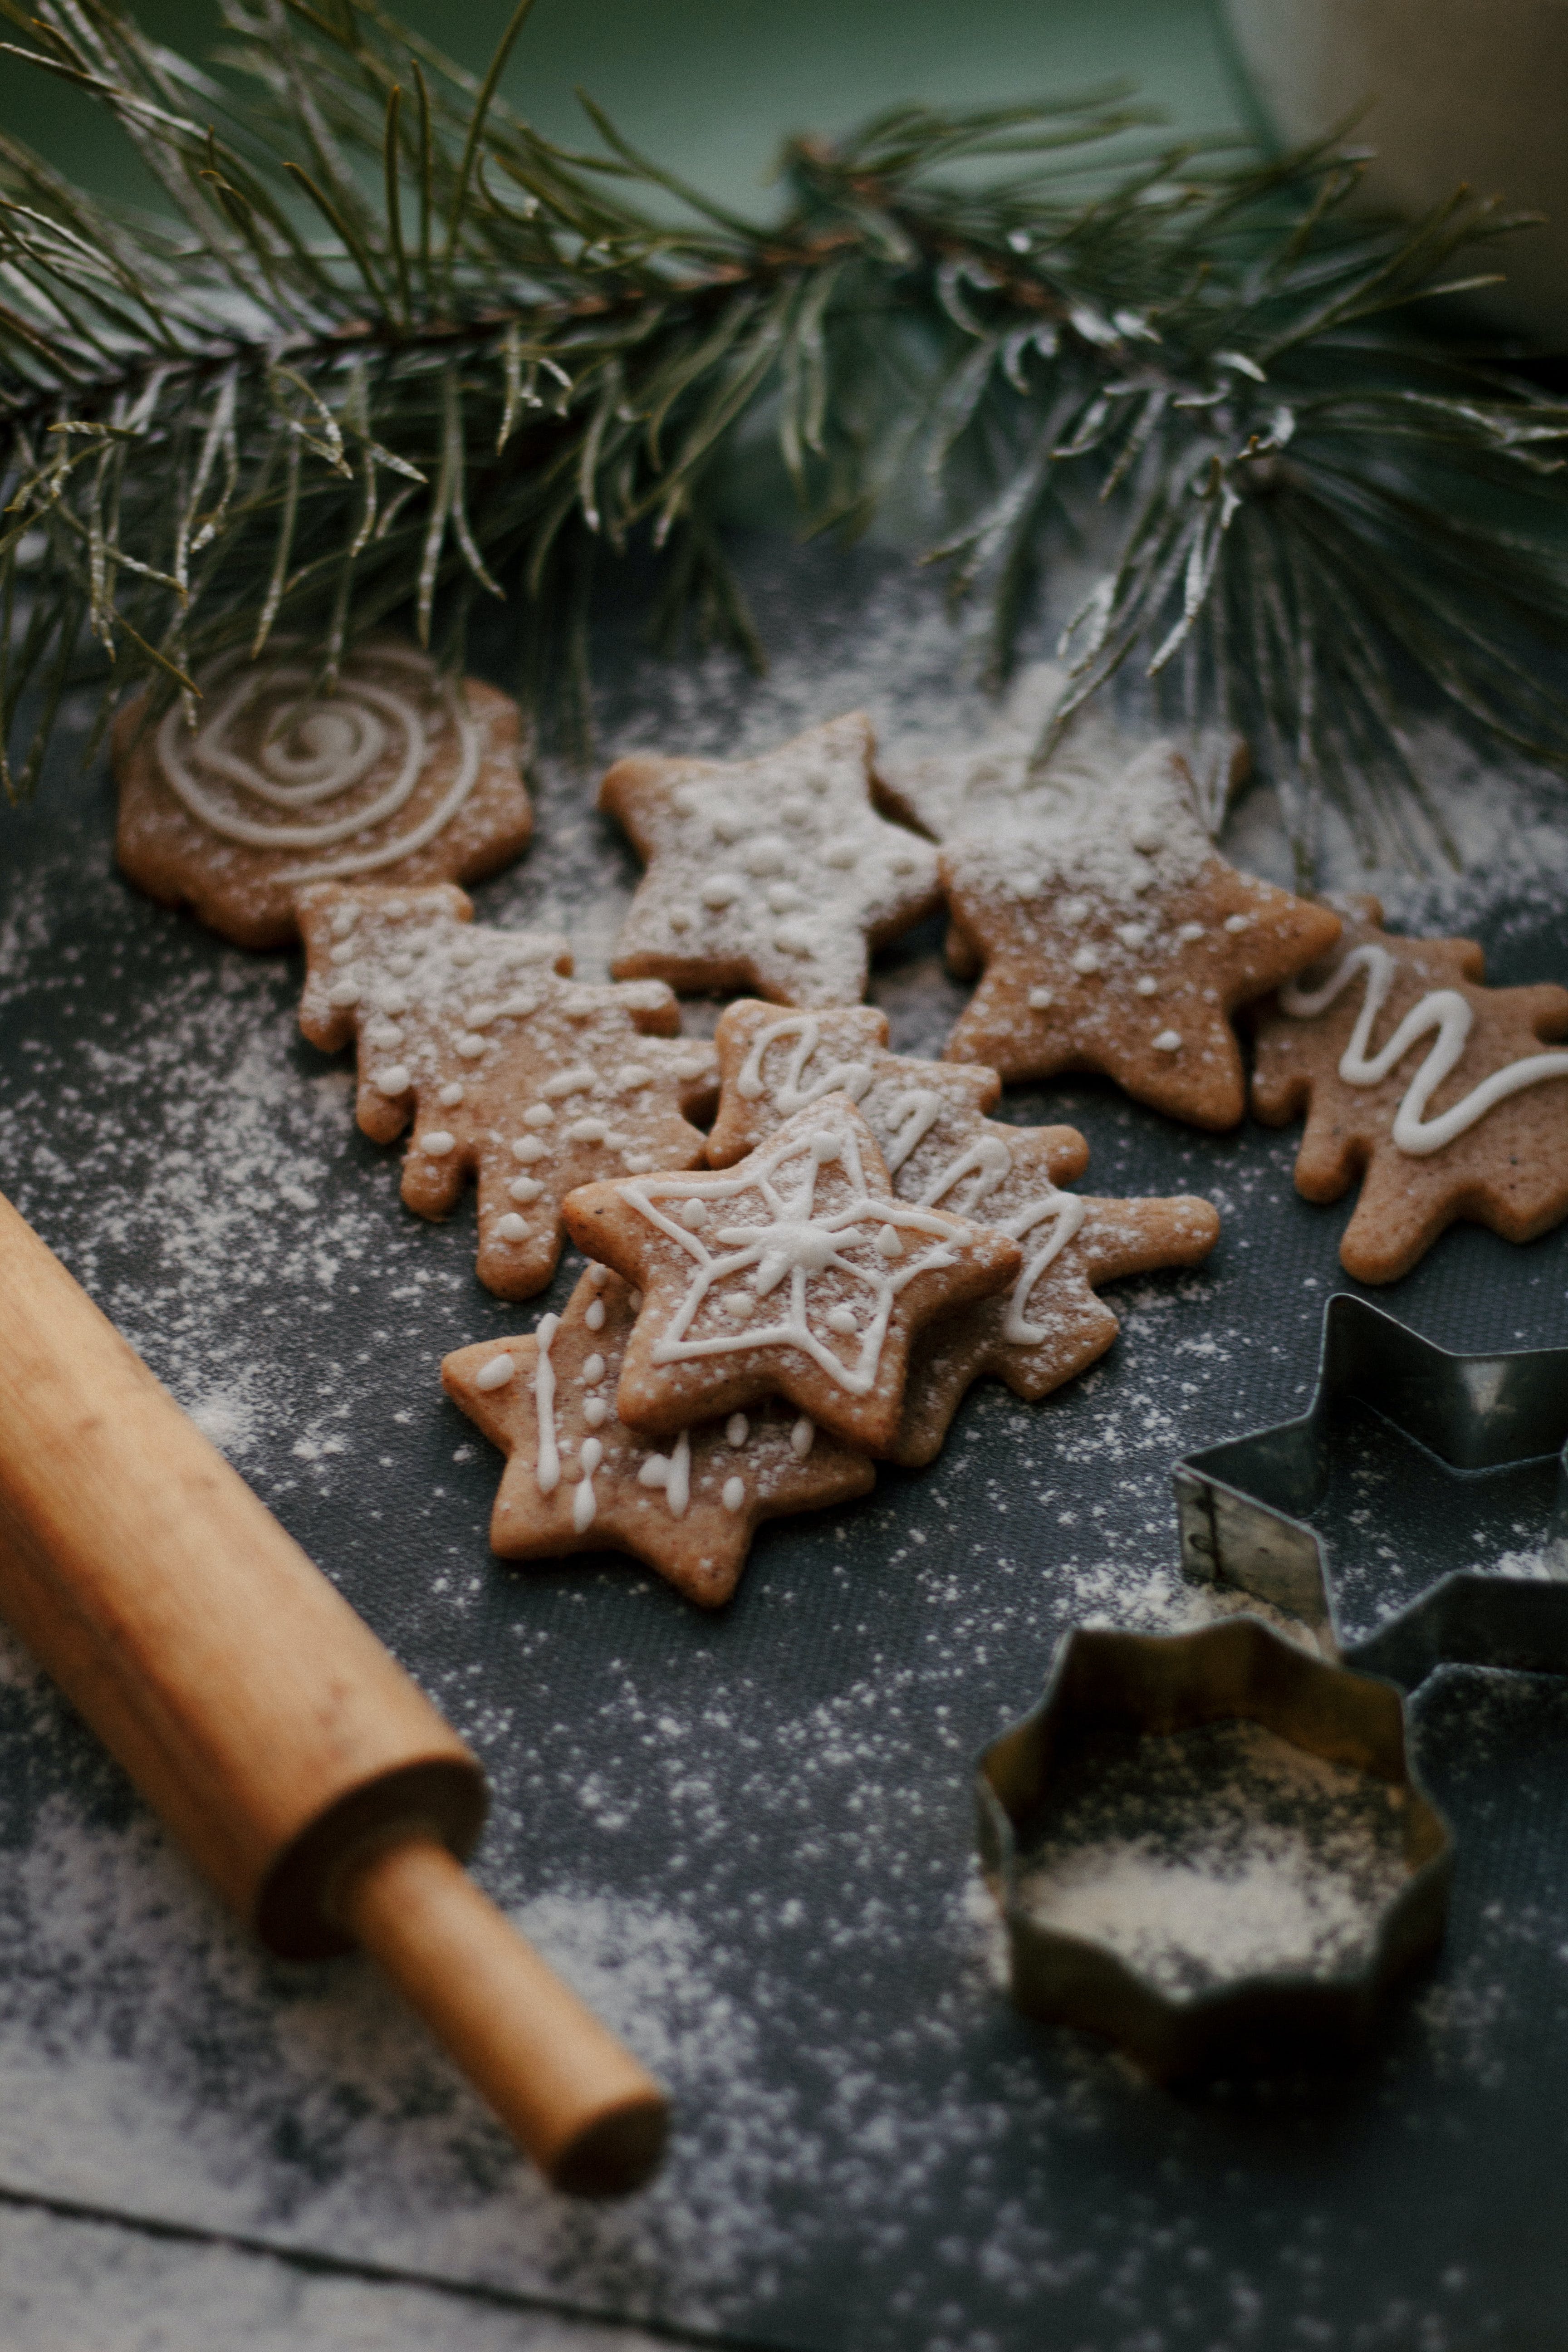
top-left (156, 645), bottom-right (481, 882)
top-left (1281, 942), bottom-right (1568, 1156)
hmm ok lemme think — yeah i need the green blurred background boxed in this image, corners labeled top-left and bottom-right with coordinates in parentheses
top-left (0, 0), bottom-right (1250, 215)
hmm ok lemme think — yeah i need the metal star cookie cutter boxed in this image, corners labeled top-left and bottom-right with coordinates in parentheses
top-left (976, 1617), bottom-right (1452, 2079)
top-left (1174, 1294), bottom-right (1568, 1689)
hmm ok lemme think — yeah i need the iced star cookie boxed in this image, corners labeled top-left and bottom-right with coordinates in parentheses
top-left (939, 740), bottom-right (1341, 1126)
top-left (561, 1094), bottom-right (1022, 1454)
top-left (298, 882), bottom-right (716, 1299)
top-left (598, 713), bottom-right (941, 1009)
top-left (115, 640), bottom-right (533, 949)
top-left (706, 1001), bottom-right (1221, 1464)
top-left (443, 1267), bottom-right (875, 1607)
top-left (1251, 896), bottom-right (1568, 1284)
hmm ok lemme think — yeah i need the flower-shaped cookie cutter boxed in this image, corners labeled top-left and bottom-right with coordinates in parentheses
top-left (977, 1617), bottom-right (1452, 2078)
top-left (1174, 1294), bottom-right (1568, 1688)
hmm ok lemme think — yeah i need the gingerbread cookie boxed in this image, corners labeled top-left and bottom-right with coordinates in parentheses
top-left (115, 639), bottom-right (533, 949)
top-left (561, 1093), bottom-right (1022, 1453)
top-left (598, 713), bottom-right (941, 1009)
top-left (443, 1267), bottom-right (875, 1607)
top-left (1251, 895), bottom-right (1568, 1284)
top-left (706, 1002), bottom-right (1221, 1464)
top-left (298, 882), bottom-right (716, 1299)
top-left (938, 740), bottom-right (1341, 1126)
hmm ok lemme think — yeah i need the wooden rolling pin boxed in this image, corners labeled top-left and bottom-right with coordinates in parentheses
top-left (0, 1191), bottom-right (666, 2198)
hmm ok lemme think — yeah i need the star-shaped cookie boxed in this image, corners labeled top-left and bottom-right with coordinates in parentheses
top-left (443, 1267), bottom-right (876, 1607)
top-left (938, 740), bottom-right (1341, 1126)
top-left (297, 882), bottom-right (716, 1300)
top-left (561, 1094), bottom-right (1022, 1453)
top-left (1251, 895), bottom-right (1568, 1284)
top-left (598, 713), bottom-right (941, 1009)
top-left (706, 1001), bottom-right (1221, 1464)
top-left (116, 640), bottom-right (533, 949)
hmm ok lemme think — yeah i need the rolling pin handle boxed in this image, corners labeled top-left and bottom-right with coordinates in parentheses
top-left (334, 1835), bottom-right (669, 2198)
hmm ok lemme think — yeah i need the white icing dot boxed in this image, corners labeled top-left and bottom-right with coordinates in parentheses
top-left (384, 897), bottom-right (409, 916)
top-left (1135, 975), bottom-right (1159, 997)
top-left (365, 1019), bottom-right (402, 1049)
top-left (498, 992), bottom-right (538, 1018)
top-left (585, 1298), bottom-right (606, 1331)
top-left (495, 1212), bottom-right (529, 1240)
top-left (508, 1176), bottom-right (542, 1203)
top-left (673, 1053), bottom-right (712, 1081)
top-left (1131, 820), bottom-right (1165, 853)
top-left (779, 796), bottom-right (809, 824)
top-left (827, 1304), bottom-right (858, 1336)
top-left (710, 812), bottom-right (744, 844)
top-left (579, 1436), bottom-right (604, 1475)
top-left (722, 1475), bottom-right (745, 1513)
top-left (438, 1082), bottom-right (466, 1107)
top-left (475, 1353), bottom-right (515, 1391)
top-left (386, 952), bottom-right (414, 977)
top-left (767, 883), bottom-right (804, 914)
top-left (701, 873), bottom-right (742, 910)
top-left (512, 1136), bottom-right (548, 1162)
top-left (374, 1064), bottom-right (411, 1097)
top-left (568, 1118), bottom-right (609, 1144)
top-left (379, 987), bottom-right (409, 1016)
top-left (774, 920), bottom-right (816, 956)
top-left (1153, 1029), bottom-right (1182, 1053)
top-left (524, 1104), bottom-right (555, 1127)
top-left (330, 906), bottom-right (357, 939)
top-left (680, 1200), bottom-right (710, 1230)
top-left (1073, 946), bottom-right (1102, 975)
top-left (790, 1416), bottom-right (815, 1458)
top-left (617, 1064), bottom-right (652, 1091)
top-left (582, 1352), bottom-right (606, 1384)
top-left (455, 1034), bottom-right (487, 1059)
top-left (1117, 923), bottom-right (1150, 950)
top-left (449, 941), bottom-right (477, 965)
top-left (810, 1129), bottom-right (841, 1163)
top-left (744, 836), bottom-right (789, 876)
top-left (821, 840), bottom-right (858, 869)
top-left (1225, 912), bottom-right (1253, 934)
top-left (722, 1294), bottom-right (755, 1323)
top-left (327, 978), bottom-right (360, 1007)
top-left (726, 1413), bottom-right (749, 1447)
top-left (637, 1456), bottom-right (670, 1489)
top-left (1059, 897), bottom-right (1092, 927)
top-left (1178, 922), bottom-right (1206, 944)
top-left (465, 1003), bottom-right (496, 1029)
top-left (671, 784), bottom-right (699, 815)
top-left (587, 1264), bottom-right (609, 1289)
top-left (572, 1479), bottom-right (597, 1533)
top-left (875, 1223), bottom-right (903, 1259)
top-left (583, 1397), bottom-right (609, 1428)
top-left (624, 1153), bottom-right (655, 1173)
top-left (329, 940), bottom-right (356, 966)
top-left (542, 1066), bottom-right (596, 1099)
top-left (422, 1130), bottom-right (456, 1156)
top-left (1027, 988), bottom-right (1054, 1012)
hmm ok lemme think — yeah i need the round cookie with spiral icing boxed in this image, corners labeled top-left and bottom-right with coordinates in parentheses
top-left (443, 1266), bottom-right (875, 1608)
top-left (114, 639), bottom-right (533, 948)
top-left (1251, 895), bottom-right (1568, 1283)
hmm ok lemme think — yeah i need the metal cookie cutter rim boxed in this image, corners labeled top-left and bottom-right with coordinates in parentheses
top-left (1173, 1294), bottom-right (1568, 1689)
top-left (976, 1615), bottom-right (1453, 2079)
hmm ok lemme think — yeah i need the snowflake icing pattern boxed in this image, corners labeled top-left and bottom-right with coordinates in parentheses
top-left (623, 1108), bottom-right (970, 1396)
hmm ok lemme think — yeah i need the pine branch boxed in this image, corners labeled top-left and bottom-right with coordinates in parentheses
top-left (4, 0), bottom-right (1568, 873)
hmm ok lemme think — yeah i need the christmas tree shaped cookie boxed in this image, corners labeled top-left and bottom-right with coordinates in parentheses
top-left (939, 739), bottom-right (1341, 1127)
top-left (706, 1001), bottom-right (1220, 1464)
top-left (561, 1094), bottom-right (1022, 1453)
top-left (599, 713), bottom-right (941, 1008)
top-left (1251, 895), bottom-right (1568, 1282)
top-left (443, 1267), bottom-right (875, 1607)
top-left (117, 641), bottom-right (533, 949)
top-left (297, 881), bottom-right (716, 1299)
